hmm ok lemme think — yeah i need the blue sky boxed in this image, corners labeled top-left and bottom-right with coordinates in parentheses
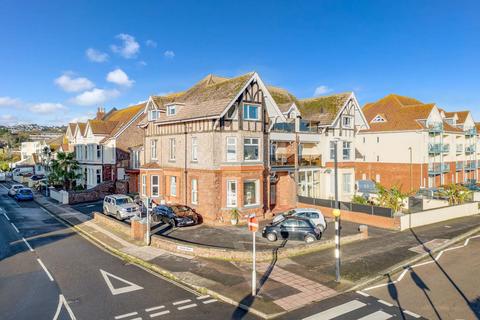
top-left (0, 0), bottom-right (479, 125)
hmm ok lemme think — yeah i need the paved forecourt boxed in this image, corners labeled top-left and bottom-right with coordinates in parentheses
top-left (0, 182), bottom-right (258, 320)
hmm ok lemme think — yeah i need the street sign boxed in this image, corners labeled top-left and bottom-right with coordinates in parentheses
top-left (248, 216), bottom-right (259, 232)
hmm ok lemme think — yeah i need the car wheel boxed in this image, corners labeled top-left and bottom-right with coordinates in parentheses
top-left (169, 218), bottom-right (176, 228)
top-left (316, 224), bottom-right (325, 233)
top-left (103, 207), bottom-right (109, 215)
top-left (266, 233), bottom-right (277, 242)
top-left (304, 234), bottom-right (316, 244)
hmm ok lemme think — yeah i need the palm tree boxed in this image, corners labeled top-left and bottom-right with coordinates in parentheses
top-left (49, 152), bottom-right (81, 191)
top-left (440, 184), bottom-right (471, 205)
top-left (376, 184), bottom-right (408, 213)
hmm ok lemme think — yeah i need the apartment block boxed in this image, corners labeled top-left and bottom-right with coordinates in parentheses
top-left (139, 72), bottom-right (368, 223)
top-left (356, 94), bottom-right (479, 191)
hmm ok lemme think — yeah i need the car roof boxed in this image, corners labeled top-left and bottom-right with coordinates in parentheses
top-left (12, 184), bottom-right (24, 187)
top-left (290, 208), bottom-right (321, 213)
top-left (19, 187), bottom-right (32, 191)
top-left (107, 194), bottom-right (131, 199)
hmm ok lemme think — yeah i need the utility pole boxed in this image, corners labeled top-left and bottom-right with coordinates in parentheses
top-left (333, 140), bottom-right (341, 283)
top-left (146, 197), bottom-right (151, 246)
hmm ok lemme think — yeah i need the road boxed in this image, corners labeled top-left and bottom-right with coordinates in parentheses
top-left (0, 182), bottom-right (257, 320)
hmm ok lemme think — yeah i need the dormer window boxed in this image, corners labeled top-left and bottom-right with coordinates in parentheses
top-left (167, 105), bottom-right (176, 116)
top-left (371, 115), bottom-right (386, 123)
top-left (342, 116), bottom-right (352, 128)
top-left (243, 103), bottom-right (260, 121)
top-left (148, 110), bottom-right (160, 121)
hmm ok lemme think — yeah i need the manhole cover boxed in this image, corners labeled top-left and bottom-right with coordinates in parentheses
top-left (409, 239), bottom-right (449, 254)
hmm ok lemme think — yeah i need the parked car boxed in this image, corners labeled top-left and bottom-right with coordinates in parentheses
top-left (30, 174), bottom-right (45, 181)
top-left (262, 217), bottom-right (321, 243)
top-left (14, 188), bottom-right (34, 201)
top-left (152, 204), bottom-right (199, 227)
top-left (0, 172), bottom-right (6, 182)
top-left (103, 195), bottom-right (140, 220)
top-left (8, 184), bottom-right (25, 197)
top-left (272, 208), bottom-right (327, 232)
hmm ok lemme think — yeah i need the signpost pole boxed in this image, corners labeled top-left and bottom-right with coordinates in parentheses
top-left (146, 197), bottom-right (151, 246)
top-left (252, 230), bottom-right (256, 296)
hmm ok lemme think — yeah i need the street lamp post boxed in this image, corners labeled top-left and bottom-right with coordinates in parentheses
top-left (333, 139), bottom-right (341, 283)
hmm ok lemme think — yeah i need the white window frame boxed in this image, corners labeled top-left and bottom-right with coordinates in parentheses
top-left (342, 116), bottom-right (352, 128)
top-left (141, 174), bottom-right (147, 196)
top-left (151, 175), bottom-right (159, 197)
top-left (243, 138), bottom-right (259, 161)
top-left (191, 137), bottom-right (198, 162)
top-left (243, 179), bottom-right (260, 207)
top-left (243, 103), bottom-right (260, 121)
top-left (342, 173), bottom-right (352, 194)
top-left (226, 137), bottom-right (237, 162)
top-left (170, 176), bottom-right (177, 196)
top-left (151, 139), bottom-right (158, 160)
top-left (329, 141), bottom-right (336, 160)
top-left (169, 138), bottom-right (176, 161)
top-left (343, 141), bottom-right (351, 160)
top-left (132, 150), bottom-right (140, 169)
top-left (372, 115), bottom-right (386, 123)
top-left (191, 178), bottom-right (198, 204)
top-left (167, 105), bottom-right (176, 116)
top-left (148, 109), bottom-right (159, 121)
top-left (226, 180), bottom-right (237, 208)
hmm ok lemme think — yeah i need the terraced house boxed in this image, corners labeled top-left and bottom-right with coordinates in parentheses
top-left (69, 103), bottom-right (146, 192)
top-left (139, 72), bottom-right (368, 223)
top-left (356, 94), bottom-right (479, 191)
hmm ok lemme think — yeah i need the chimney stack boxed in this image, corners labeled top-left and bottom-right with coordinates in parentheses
top-left (96, 107), bottom-right (105, 120)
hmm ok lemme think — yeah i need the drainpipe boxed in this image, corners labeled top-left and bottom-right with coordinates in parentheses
top-left (184, 123), bottom-right (188, 205)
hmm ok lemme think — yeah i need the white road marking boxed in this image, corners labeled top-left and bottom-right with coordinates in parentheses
top-left (177, 303), bottom-right (197, 310)
top-left (100, 269), bottom-right (143, 295)
top-left (302, 300), bottom-right (366, 320)
top-left (37, 259), bottom-right (54, 281)
top-left (3, 212), bottom-right (10, 220)
top-left (403, 310), bottom-right (421, 318)
top-left (114, 312), bottom-right (138, 319)
top-left (172, 299), bottom-right (191, 305)
top-left (377, 299), bottom-right (394, 307)
top-left (357, 310), bottom-right (392, 320)
top-left (86, 204), bottom-right (96, 208)
top-left (10, 222), bottom-right (19, 233)
top-left (52, 294), bottom-right (77, 320)
top-left (202, 299), bottom-right (217, 304)
top-left (356, 290), bottom-right (370, 297)
top-left (364, 234), bottom-right (480, 291)
top-left (196, 295), bottom-right (210, 300)
top-left (22, 237), bottom-right (34, 252)
top-left (145, 305), bottom-right (165, 312)
top-left (150, 310), bottom-right (170, 317)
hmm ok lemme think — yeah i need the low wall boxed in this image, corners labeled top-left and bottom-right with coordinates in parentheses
top-left (421, 198), bottom-right (449, 210)
top-left (297, 202), bottom-right (401, 230)
top-left (49, 188), bottom-right (69, 204)
top-left (69, 181), bottom-right (115, 204)
top-left (94, 212), bottom-right (131, 238)
top-left (399, 202), bottom-right (479, 231)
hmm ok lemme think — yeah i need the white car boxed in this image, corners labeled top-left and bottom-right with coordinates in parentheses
top-left (272, 208), bottom-right (327, 233)
top-left (103, 195), bottom-right (140, 220)
top-left (8, 184), bottom-right (25, 197)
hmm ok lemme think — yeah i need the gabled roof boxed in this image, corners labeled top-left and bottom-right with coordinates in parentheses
top-left (149, 72), bottom-right (254, 123)
top-left (77, 123), bottom-right (87, 136)
top-left (444, 111), bottom-right (469, 124)
top-left (87, 120), bottom-right (118, 135)
top-left (267, 86), bottom-right (300, 113)
top-left (105, 102), bottom-right (146, 137)
top-left (298, 92), bottom-right (352, 125)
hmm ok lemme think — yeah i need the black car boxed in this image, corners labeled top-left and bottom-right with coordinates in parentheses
top-left (262, 217), bottom-right (321, 243)
top-left (152, 204), bottom-right (199, 227)
top-left (30, 174), bottom-right (45, 181)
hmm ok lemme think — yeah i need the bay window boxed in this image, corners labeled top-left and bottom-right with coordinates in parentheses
top-left (243, 180), bottom-right (259, 206)
top-left (244, 138), bottom-right (259, 161)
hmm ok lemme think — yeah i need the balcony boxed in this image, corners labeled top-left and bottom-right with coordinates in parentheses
top-left (428, 143), bottom-right (449, 154)
top-left (465, 162), bottom-right (477, 171)
top-left (428, 123), bottom-right (443, 134)
top-left (271, 122), bottom-right (295, 133)
top-left (428, 163), bottom-right (450, 175)
top-left (298, 120), bottom-right (321, 134)
top-left (465, 128), bottom-right (477, 137)
top-left (465, 145), bottom-right (476, 154)
top-left (456, 144), bottom-right (464, 154)
top-left (299, 155), bottom-right (322, 167)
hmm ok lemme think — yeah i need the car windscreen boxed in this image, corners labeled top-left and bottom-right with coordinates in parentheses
top-left (19, 189), bottom-right (32, 195)
top-left (170, 205), bottom-right (193, 217)
top-left (115, 198), bottom-right (133, 205)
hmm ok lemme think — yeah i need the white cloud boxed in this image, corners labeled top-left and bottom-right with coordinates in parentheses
top-left (30, 103), bottom-right (66, 114)
top-left (164, 50), bottom-right (175, 58)
top-left (106, 68), bottom-right (134, 87)
top-left (146, 40), bottom-right (157, 48)
top-left (0, 114), bottom-right (17, 125)
top-left (137, 60), bottom-right (147, 67)
top-left (54, 73), bottom-right (95, 93)
top-left (0, 96), bottom-right (20, 107)
top-left (86, 48), bottom-right (109, 63)
top-left (314, 85), bottom-right (333, 96)
top-left (111, 33), bottom-right (140, 59)
top-left (69, 115), bottom-right (90, 123)
top-left (71, 88), bottom-right (120, 106)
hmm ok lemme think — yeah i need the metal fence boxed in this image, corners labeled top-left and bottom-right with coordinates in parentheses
top-left (298, 196), bottom-right (394, 218)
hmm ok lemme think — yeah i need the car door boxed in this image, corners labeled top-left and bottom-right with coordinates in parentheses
top-left (296, 219), bottom-right (311, 240)
top-left (279, 219), bottom-right (296, 239)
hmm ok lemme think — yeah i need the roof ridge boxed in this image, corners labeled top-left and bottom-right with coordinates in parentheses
top-left (300, 91), bottom-right (352, 102)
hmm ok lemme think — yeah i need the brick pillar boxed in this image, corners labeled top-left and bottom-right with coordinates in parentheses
top-left (130, 218), bottom-right (147, 242)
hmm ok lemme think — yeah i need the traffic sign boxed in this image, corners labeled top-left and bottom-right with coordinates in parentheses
top-left (248, 216), bottom-right (259, 232)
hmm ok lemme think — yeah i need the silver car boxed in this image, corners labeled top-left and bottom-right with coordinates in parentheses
top-left (8, 184), bottom-right (25, 197)
top-left (272, 208), bottom-right (327, 233)
top-left (103, 195), bottom-right (140, 220)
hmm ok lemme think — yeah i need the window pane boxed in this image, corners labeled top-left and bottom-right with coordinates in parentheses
top-left (244, 181), bottom-right (257, 205)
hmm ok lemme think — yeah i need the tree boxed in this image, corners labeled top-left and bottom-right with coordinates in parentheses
top-left (48, 152), bottom-right (81, 191)
top-left (376, 184), bottom-right (409, 213)
top-left (440, 184), bottom-right (471, 205)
